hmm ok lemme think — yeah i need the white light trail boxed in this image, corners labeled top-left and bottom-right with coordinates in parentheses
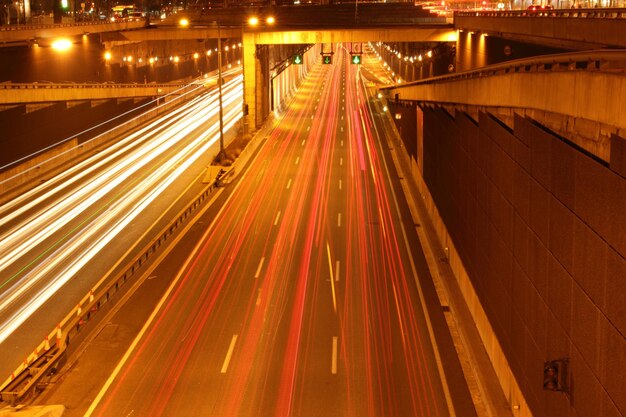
top-left (0, 76), bottom-right (244, 344)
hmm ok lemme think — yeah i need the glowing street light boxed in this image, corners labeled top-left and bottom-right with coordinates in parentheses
top-left (51, 39), bottom-right (72, 51)
top-left (266, 16), bottom-right (275, 25)
top-left (248, 16), bottom-right (259, 26)
top-left (179, 18), bottom-right (189, 27)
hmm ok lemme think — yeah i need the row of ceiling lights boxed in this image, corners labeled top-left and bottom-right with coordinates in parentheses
top-left (378, 42), bottom-right (434, 63)
top-left (104, 42), bottom-right (243, 64)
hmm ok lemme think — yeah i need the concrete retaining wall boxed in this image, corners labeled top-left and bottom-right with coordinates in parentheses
top-left (415, 105), bottom-right (625, 417)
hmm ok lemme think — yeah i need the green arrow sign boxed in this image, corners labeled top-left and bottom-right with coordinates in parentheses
top-left (323, 55), bottom-right (332, 65)
top-left (351, 54), bottom-right (361, 65)
top-left (293, 55), bottom-right (303, 65)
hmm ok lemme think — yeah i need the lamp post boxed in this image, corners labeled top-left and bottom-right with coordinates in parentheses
top-left (217, 23), bottom-right (225, 162)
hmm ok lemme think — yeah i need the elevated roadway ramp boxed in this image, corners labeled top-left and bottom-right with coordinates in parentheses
top-left (382, 49), bottom-right (626, 163)
top-left (0, 82), bottom-right (203, 105)
top-left (0, 21), bottom-right (146, 47)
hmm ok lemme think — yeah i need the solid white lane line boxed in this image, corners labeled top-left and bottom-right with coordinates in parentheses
top-left (339, 179), bottom-right (342, 190)
top-left (221, 335), bottom-right (239, 373)
top-left (337, 213), bottom-right (342, 227)
top-left (254, 257), bottom-right (265, 279)
top-left (335, 260), bottom-right (340, 282)
top-left (295, 157), bottom-right (300, 165)
top-left (326, 242), bottom-right (337, 313)
top-left (274, 211), bottom-right (281, 226)
top-left (331, 336), bottom-right (338, 374)
top-left (286, 179), bottom-right (292, 189)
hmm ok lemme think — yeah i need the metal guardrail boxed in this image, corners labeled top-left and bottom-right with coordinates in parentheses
top-left (383, 49), bottom-right (626, 90)
top-left (454, 7), bottom-right (626, 19)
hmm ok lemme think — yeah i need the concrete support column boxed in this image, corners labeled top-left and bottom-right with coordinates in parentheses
top-left (256, 45), bottom-right (269, 128)
top-left (242, 32), bottom-right (258, 133)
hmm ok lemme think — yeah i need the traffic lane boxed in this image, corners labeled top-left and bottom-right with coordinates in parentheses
top-left (291, 53), bottom-right (450, 417)
top-left (35, 186), bottom-right (230, 416)
top-left (182, 63), bottom-right (342, 417)
top-left (85, 64), bottom-right (330, 417)
top-left (360, 73), bottom-right (478, 416)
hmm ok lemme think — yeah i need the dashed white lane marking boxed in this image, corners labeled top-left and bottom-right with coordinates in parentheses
top-left (287, 179), bottom-right (292, 189)
top-left (331, 336), bottom-right (338, 374)
top-left (339, 179), bottom-right (342, 190)
top-left (337, 213), bottom-right (342, 227)
top-left (295, 156), bottom-right (300, 165)
top-left (274, 210), bottom-right (281, 226)
top-left (221, 335), bottom-right (238, 373)
top-left (254, 257), bottom-right (265, 279)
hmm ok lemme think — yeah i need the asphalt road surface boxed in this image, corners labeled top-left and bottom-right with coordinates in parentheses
top-left (47, 45), bottom-right (476, 417)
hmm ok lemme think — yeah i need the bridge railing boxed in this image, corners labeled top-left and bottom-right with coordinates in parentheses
top-left (454, 7), bottom-right (626, 19)
top-left (0, 19), bottom-right (140, 32)
top-left (0, 81), bottom-right (189, 90)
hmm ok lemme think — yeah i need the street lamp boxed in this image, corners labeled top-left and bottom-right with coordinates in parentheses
top-left (216, 22), bottom-right (225, 162)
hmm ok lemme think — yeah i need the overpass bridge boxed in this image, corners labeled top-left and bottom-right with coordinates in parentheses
top-left (382, 49), bottom-right (626, 163)
top-left (0, 81), bottom-right (193, 106)
top-left (0, 19), bottom-right (146, 47)
top-left (454, 8), bottom-right (626, 49)
top-left (0, 3), bottom-right (456, 131)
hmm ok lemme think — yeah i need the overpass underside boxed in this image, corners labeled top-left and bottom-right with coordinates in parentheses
top-left (384, 55), bottom-right (626, 163)
top-left (242, 27), bottom-right (455, 130)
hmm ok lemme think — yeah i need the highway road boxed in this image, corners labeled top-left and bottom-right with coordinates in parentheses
top-left (0, 68), bottom-right (243, 383)
top-left (81, 45), bottom-right (474, 417)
